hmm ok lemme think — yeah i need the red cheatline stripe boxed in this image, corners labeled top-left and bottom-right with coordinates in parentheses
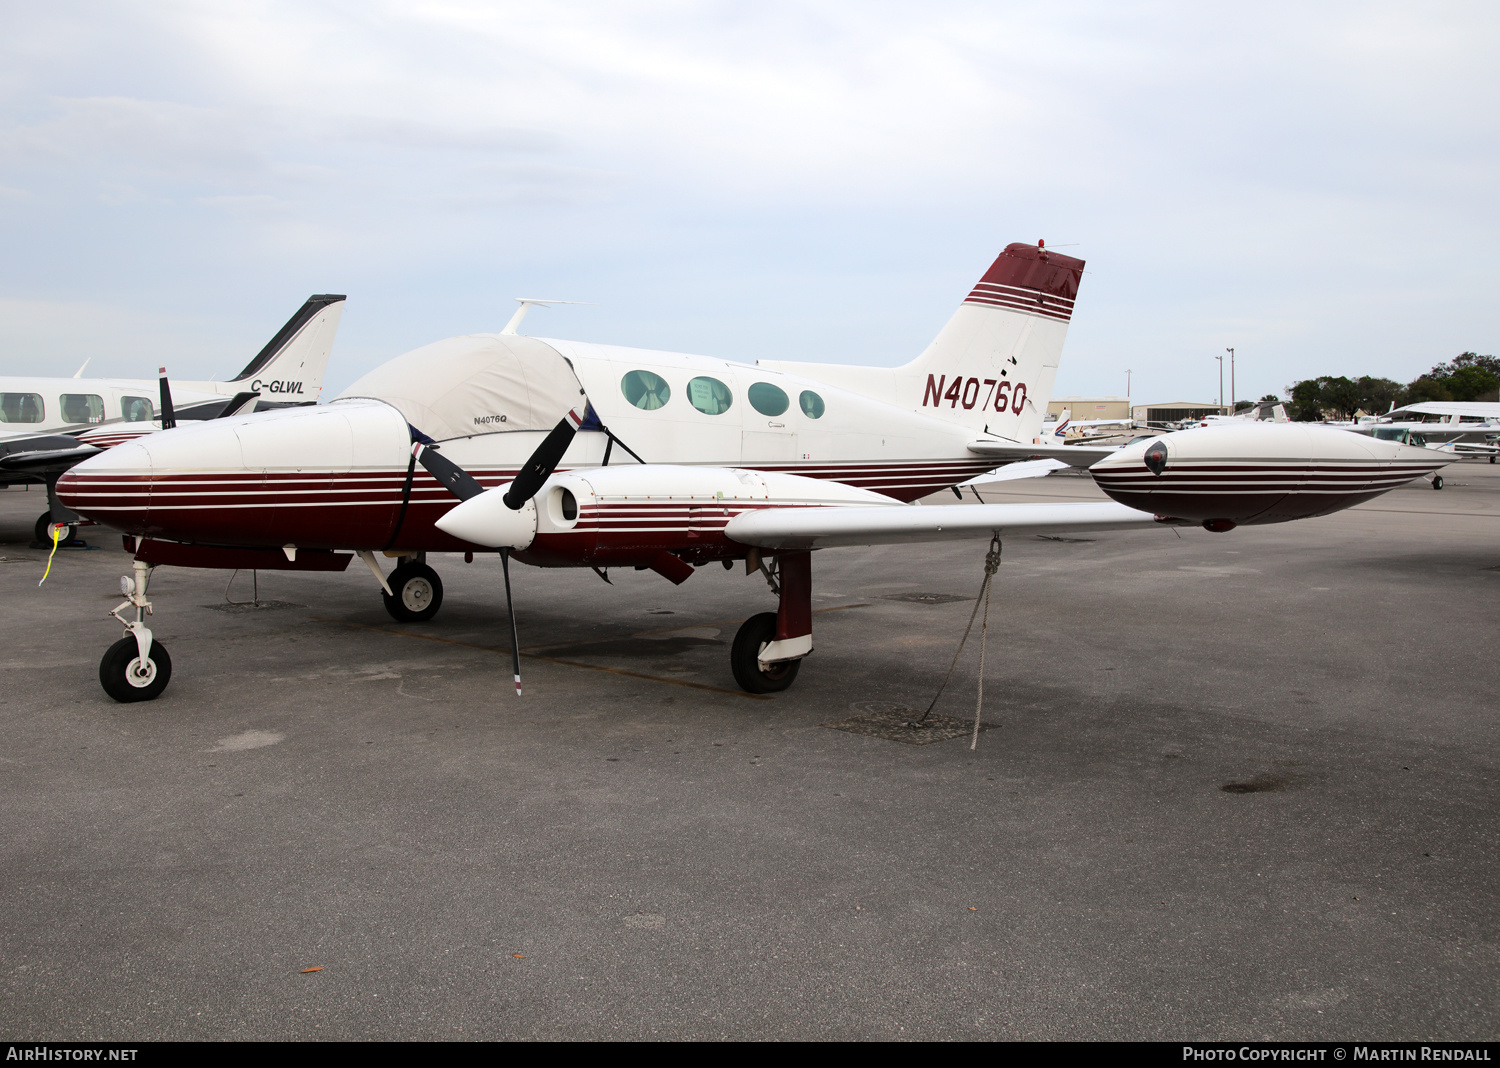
top-left (963, 294), bottom-right (1072, 322)
top-left (971, 282), bottom-right (1075, 307)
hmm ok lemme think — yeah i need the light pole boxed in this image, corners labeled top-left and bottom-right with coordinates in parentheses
top-left (1214, 354), bottom-right (1224, 413)
top-left (1226, 347), bottom-right (1235, 413)
top-left (1125, 369), bottom-right (1133, 419)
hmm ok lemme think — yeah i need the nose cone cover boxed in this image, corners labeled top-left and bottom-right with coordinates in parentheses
top-left (434, 485), bottom-right (538, 549)
top-left (57, 438), bottom-right (154, 532)
top-left (59, 399), bottom-right (412, 546)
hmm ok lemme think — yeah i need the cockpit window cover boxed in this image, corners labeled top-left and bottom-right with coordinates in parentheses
top-left (337, 334), bottom-right (588, 442)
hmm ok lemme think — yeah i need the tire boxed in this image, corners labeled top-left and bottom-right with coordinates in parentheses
top-left (34, 512), bottom-right (76, 545)
top-left (99, 636), bottom-right (172, 703)
top-left (382, 562), bottom-right (444, 622)
top-left (730, 611), bottom-right (802, 694)
top-left (1433, 475), bottom-right (1444, 490)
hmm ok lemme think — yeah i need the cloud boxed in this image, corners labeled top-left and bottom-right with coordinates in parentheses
top-left (0, 1), bottom-right (1495, 403)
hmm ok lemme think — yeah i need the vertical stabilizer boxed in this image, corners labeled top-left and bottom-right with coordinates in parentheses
top-left (897, 244), bottom-right (1084, 442)
top-left (757, 243), bottom-right (1085, 443)
top-left (227, 294), bottom-right (345, 400)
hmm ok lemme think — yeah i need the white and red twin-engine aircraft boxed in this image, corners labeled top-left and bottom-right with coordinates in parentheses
top-left (57, 243), bottom-right (1449, 702)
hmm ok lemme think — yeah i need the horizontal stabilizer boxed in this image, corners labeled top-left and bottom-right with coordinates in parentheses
top-left (724, 500), bottom-right (1177, 550)
top-left (967, 440), bottom-right (1118, 468)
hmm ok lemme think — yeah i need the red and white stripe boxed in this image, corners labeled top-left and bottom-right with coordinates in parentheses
top-left (964, 281), bottom-right (1075, 323)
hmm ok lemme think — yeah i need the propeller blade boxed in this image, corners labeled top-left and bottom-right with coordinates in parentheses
top-left (501, 547), bottom-right (522, 696)
top-left (413, 442), bottom-right (485, 501)
top-left (502, 408), bottom-right (584, 510)
top-left (158, 367), bottom-right (176, 430)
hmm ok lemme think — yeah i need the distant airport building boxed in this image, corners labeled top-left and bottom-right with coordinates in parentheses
top-left (1132, 401), bottom-right (1230, 423)
top-left (1047, 396), bottom-right (1131, 421)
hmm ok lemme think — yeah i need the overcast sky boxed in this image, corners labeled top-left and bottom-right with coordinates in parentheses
top-left (2, 1), bottom-right (1496, 405)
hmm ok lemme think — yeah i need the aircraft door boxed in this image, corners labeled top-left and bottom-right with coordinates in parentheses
top-left (741, 380), bottom-right (798, 463)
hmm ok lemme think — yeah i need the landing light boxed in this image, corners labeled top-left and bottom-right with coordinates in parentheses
top-left (1144, 441), bottom-right (1168, 475)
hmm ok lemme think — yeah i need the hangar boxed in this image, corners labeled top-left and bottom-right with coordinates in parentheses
top-left (1046, 395), bottom-right (1131, 421)
top-left (1131, 400), bottom-right (1230, 423)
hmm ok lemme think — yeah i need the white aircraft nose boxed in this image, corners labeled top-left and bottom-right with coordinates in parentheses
top-left (434, 486), bottom-right (538, 549)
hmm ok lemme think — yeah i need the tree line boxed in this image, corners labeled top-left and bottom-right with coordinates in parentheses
top-left (1282, 352), bottom-right (1499, 421)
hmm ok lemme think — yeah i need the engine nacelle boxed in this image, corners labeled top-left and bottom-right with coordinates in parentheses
top-left (436, 464), bottom-right (899, 568)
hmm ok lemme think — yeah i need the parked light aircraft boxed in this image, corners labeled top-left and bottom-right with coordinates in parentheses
top-left (0, 294), bottom-right (343, 435)
top-left (54, 244), bottom-right (1451, 703)
top-left (1346, 401), bottom-right (1500, 463)
top-left (1, 296), bottom-right (345, 544)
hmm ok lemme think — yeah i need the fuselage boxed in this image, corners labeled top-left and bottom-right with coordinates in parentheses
top-left (57, 337), bottom-right (1001, 560)
top-left (0, 376), bottom-right (226, 436)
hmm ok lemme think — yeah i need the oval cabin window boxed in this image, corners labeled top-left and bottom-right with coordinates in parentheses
top-left (799, 390), bottom-right (825, 419)
top-left (748, 382), bottom-right (789, 417)
top-left (621, 370), bottom-right (671, 410)
top-left (687, 376), bottom-right (733, 415)
top-left (121, 397), bottom-right (153, 422)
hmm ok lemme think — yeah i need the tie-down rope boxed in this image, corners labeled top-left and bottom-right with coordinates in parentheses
top-left (917, 535), bottom-right (1002, 750)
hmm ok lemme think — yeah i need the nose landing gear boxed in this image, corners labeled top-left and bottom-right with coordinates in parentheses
top-left (100, 559), bottom-right (171, 702)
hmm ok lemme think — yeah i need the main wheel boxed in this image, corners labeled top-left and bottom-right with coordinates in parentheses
top-left (382, 561), bottom-right (444, 622)
top-left (730, 611), bottom-right (802, 694)
top-left (34, 512), bottom-right (76, 545)
top-left (99, 636), bottom-right (172, 703)
top-left (1433, 475), bottom-right (1444, 490)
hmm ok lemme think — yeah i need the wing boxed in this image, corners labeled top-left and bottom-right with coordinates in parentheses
top-left (968, 439), bottom-right (1118, 468)
top-left (960, 457), bottom-right (1068, 484)
top-left (725, 500), bottom-right (1177, 550)
top-left (0, 435), bottom-right (102, 475)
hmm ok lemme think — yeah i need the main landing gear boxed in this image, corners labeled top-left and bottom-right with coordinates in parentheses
top-left (730, 550), bottom-right (814, 694)
top-left (33, 511), bottom-right (77, 547)
top-left (731, 612), bottom-right (801, 693)
top-left (100, 559), bottom-right (172, 703)
top-left (381, 558), bottom-right (444, 622)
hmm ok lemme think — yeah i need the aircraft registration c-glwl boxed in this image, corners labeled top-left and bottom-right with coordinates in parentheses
top-left (55, 244), bottom-right (1451, 702)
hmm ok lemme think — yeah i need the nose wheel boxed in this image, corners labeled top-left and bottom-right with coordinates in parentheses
top-left (100, 560), bottom-right (170, 702)
top-left (382, 561), bottom-right (445, 622)
top-left (99, 636), bottom-right (172, 702)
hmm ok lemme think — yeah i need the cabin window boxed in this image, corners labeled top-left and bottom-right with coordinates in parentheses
top-left (121, 397), bottom-right (154, 422)
top-left (748, 382), bottom-right (789, 417)
top-left (60, 394), bottom-right (105, 424)
top-left (0, 393), bottom-right (43, 423)
top-left (687, 376), bottom-right (733, 415)
top-left (621, 370), bottom-right (671, 410)
top-left (799, 390), bottom-right (825, 419)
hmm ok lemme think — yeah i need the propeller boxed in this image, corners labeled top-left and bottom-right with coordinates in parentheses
top-left (414, 407), bottom-right (585, 696)
top-left (158, 367), bottom-right (176, 430)
top-left (504, 408), bottom-right (584, 509)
